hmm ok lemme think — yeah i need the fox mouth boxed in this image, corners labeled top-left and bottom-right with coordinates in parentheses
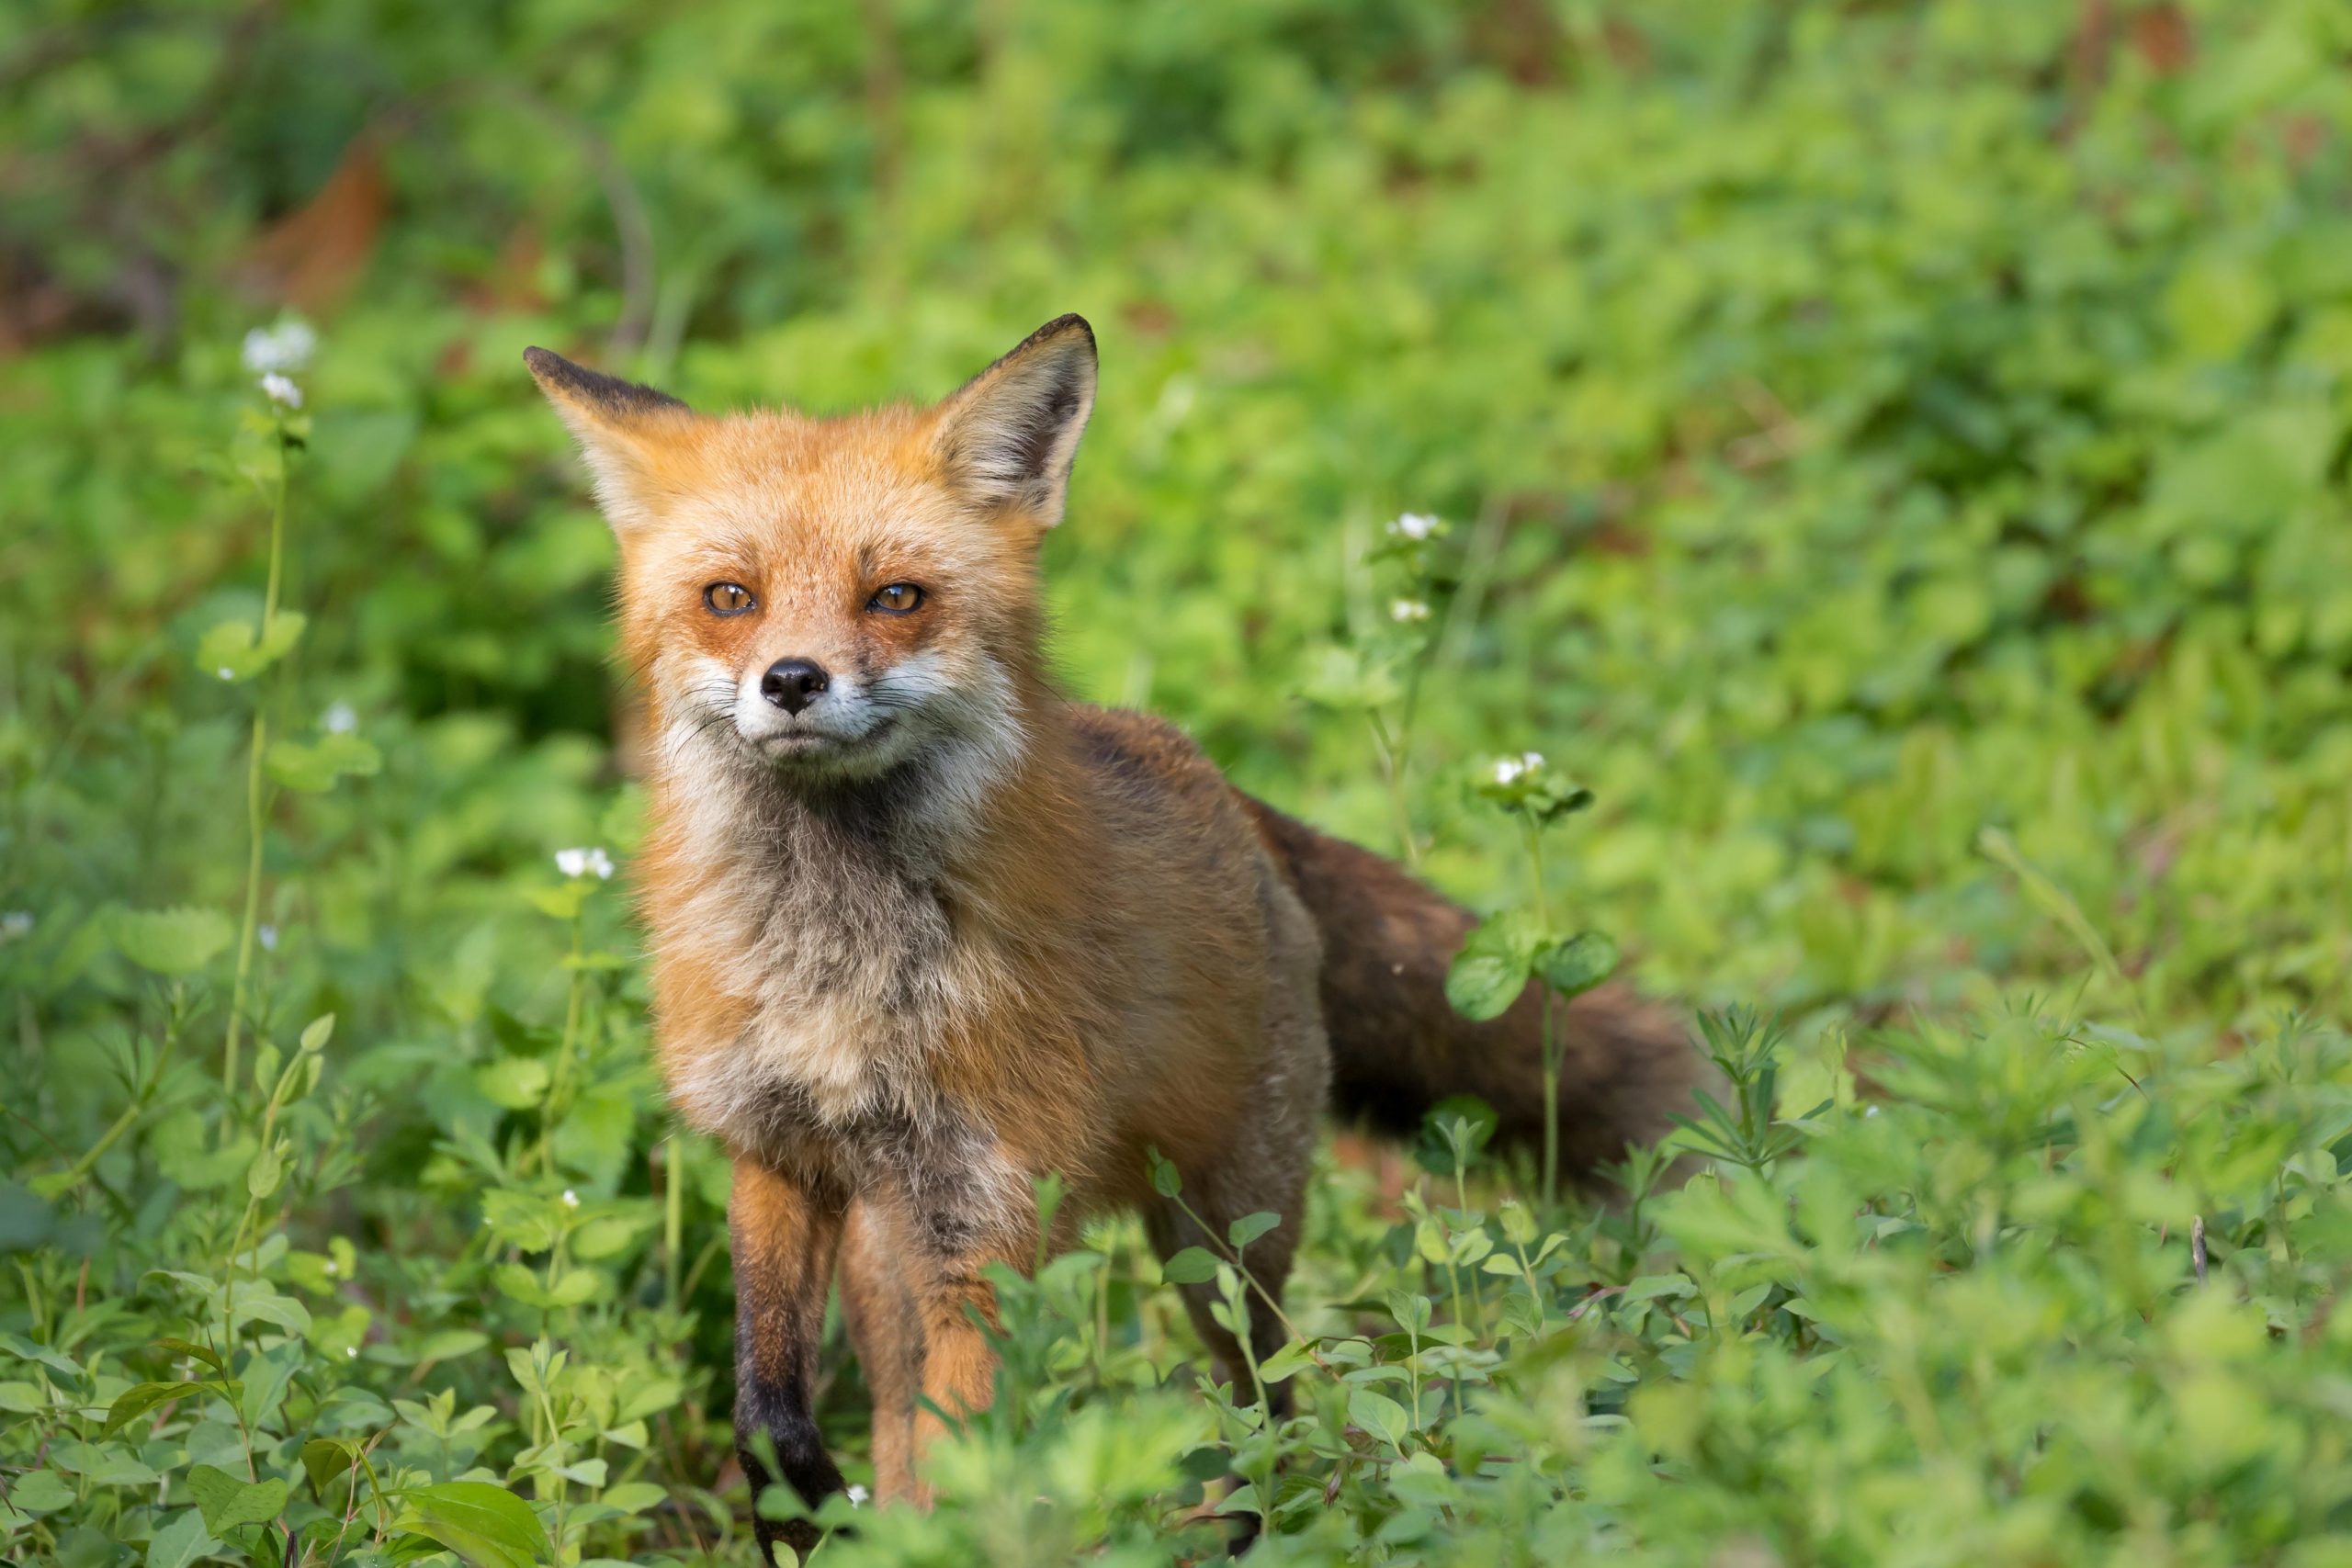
top-left (749, 716), bottom-right (896, 763)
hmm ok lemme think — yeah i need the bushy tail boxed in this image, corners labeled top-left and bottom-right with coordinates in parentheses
top-left (1242, 795), bottom-right (1700, 1177)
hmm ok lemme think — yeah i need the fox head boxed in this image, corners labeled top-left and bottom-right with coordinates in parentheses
top-left (526, 316), bottom-right (1095, 815)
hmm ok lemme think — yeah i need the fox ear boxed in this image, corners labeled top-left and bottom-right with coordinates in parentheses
top-left (524, 346), bottom-right (695, 532)
top-left (932, 314), bottom-right (1097, 527)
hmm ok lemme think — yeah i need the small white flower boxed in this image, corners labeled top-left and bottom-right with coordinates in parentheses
top-left (1389, 598), bottom-right (1430, 624)
top-left (1520, 750), bottom-right (1544, 771)
top-left (259, 373), bottom-right (303, 409)
top-left (242, 320), bottom-right (317, 376)
top-left (324, 1258), bottom-right (339, 1277)
top-left (553, 846), bottom-right (616, 880)
top-left (1492, 757), bottom-right (1525, 785)
top-left (846, 1484), bottom-right (869, 1507)
top-left (560, 1190), bottom-right (580, 1209)
top-left (345, 1346), bottom-right (357, 1359)
top-left (217, 667), bottom-right (236, 681)
top-left (1864, 1105), bottom-right (1882, 1119)
top-left (0, 912), bottom-right (31, 942)
top-left (1387, 512), bottom-right (1438, 541)
top-left (322, 701), bottom-right (357, 735)
top-left (258, 924), bottom-right (278, 953)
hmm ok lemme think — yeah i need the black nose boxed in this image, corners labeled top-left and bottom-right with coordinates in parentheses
top-left (759, 658), bottom-right (831, 715)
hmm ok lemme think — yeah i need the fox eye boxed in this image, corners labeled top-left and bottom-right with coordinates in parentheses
top-left (868, 583), bottom-right (924, 615)
top-left (704, 582), bottom-right (756, 616)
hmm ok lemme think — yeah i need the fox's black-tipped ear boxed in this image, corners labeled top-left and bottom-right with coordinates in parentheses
top-left (932, 314), bottom-right (1097, 528)
top-left (524, 346), bottom-right (694, 532)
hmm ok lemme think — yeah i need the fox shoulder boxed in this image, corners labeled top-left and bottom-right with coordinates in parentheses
top-left (1066, 705), bottom-right (1252, 838)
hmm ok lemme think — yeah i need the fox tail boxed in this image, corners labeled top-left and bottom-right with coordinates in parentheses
top-left (1243, 795), bottom-right (1700, 1176)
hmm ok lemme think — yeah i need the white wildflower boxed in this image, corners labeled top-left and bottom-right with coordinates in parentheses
top-left (846, 1485), bottom-right (869, 1507)
top-left (1389, 598), bottom-right (1430, 624)
top-left (0, 912), bottom-right (30, 942)
top-left (258, 924), bottom-right (278, 953)
top-left (554, 847), bottom-right (615, 880)
top-left (217, 667), bottom-right (236, 681)
top-left (1387, 512), bottom-right (1438, 541)
top-left (322, 701), bottom-right (357, 735)
top-left (1520, 750), bottom-right (1544, 771)
top-left (1492, 757), bottom-right (1525, 785)
top-left (259, 373), bottom-right (303, 409)
top-left (242, 320), bottom-right (317, 376)
top-left (561, 1189), bottom-right (581, 1209)
top-left (345, 1346), bottom-right (357, 1359)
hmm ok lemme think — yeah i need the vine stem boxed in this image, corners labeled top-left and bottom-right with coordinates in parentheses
top-left (222, 424), bottom-right (292, 1092)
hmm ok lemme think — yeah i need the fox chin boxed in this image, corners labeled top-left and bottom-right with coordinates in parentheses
top-left (526, 315), bottom-right (1700, 1562)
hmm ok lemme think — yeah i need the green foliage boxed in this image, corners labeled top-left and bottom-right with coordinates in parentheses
top-left (7, 1), bottom-right (2352, 1563)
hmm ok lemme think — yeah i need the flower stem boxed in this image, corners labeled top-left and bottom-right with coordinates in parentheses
top-left (535, 910), bottom-right (587, 1176)
top-left (223, 430), bottom-right (292, 1093)
top-left (1367, 709), bottom-right (1419, 869)
top-left (1522, 810), bottom-right (1562, 1213)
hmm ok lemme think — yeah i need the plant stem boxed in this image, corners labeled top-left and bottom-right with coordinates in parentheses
top-left (662, 1134), bottom-right (684, 1309)
top-left (1366, 710), bottom-right (1419, 868)
top-left (64, 1006), bottom-right (171, 1187)
top-left (1540, 994), bottom-right (1560, 1214)
top-left (1523, 811), bottom-right (1563, 1213)
top-left (223, 432), bottom-right (292, 1092)
top-left (536, 909), bottom-right (588, 1176)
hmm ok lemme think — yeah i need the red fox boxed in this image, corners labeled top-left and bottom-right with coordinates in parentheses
top-left (526, 316), bottom-right (1697, 1559)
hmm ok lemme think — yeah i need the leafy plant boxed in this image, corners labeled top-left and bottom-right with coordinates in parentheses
top-left (8, 2), bottom-right (2352, 1563)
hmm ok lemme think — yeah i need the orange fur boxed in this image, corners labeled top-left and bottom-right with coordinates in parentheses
top-left (526, 318), bottom-right (1696, 1560)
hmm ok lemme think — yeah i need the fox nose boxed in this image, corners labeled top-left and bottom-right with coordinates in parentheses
top-left (759, 658), bottom-right (831, 715)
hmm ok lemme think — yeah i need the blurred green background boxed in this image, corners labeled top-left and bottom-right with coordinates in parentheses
top-left (6, 2), bottom-right (2352, 1562)
top-left (11, 0), bottom-right (2351, 1031)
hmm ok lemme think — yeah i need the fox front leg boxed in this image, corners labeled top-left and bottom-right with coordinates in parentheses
top-left (730, 1156), bottom-right (848, 1562)
top-left (893, 1203), bottom-right (1039, 1506)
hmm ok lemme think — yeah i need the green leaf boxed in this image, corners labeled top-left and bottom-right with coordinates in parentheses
top-left (50, 1438), bottom-right (160, 1485)
top-left (480, 1190), bottom-right (564, 1253)
top-left (187, 1463), bottom-right (289, 1535)
top-left (245, 1143), bottom-right (287, 1201)
top-left (0, 1331), bottom-right (82, 1377)
top-left (492, 1261), bottom-right (557, 1309)
top-left (1445, 914), bottom-right (1541, 1021)
top-left (108, 907), bottom-right (233, 976)
top-left (266, 732), bottom-right (381, 793)
top-left (1227, 1212), bottom-right (1281, 1249)
top-left (147, 1508), bottom-right (225, 1568)
top-left (1160, 1247), bottom-right (1220, 1285)
top-left (1387, 1450), bottom-right (1457, 1508)
top-left (302, 1437), bottom-right (366, 1495)
top-left (1621, 1273), bottom-right (1697, 1303)
top-left (399, 1480), bottom-right (553, 1568)
top-left (600, 1481), bottom-right (668, 1514)
top-left (1147, 1146), bottom-right (1182, 1198)
top-left (102, 1379), bottom-right (234, 1438)
top-left (1257, 1338), bottom-right (1320, 1384)
top-left (196, 610), bottom-right (307, 683)
top-left (7, 1469), bottom-right (74, 1514)
top-left (473, 1057), bottom-right (551, 1111)
top-left (1349, 1386), bottom-right (1412, 1452)
top-left (1536, 931), bottom-right (1619, 998)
